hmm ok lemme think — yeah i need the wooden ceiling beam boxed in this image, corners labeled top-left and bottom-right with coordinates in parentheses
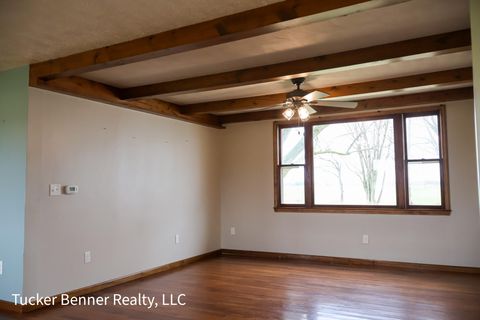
top-left (29, 76), bottom-right (223, 128)
top-left (121, 29), bottom-right (471, 99)
top-left (29, 0), bottom-right (376, 80)
top-left (218, 87), bottom-right (473, 124)
top-left (181, 67), bottom-right (473, 114)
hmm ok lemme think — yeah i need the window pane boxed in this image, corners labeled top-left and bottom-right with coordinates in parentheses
top-left (313, 119), bottom-right (396, 205)
top-left (281, 127), bottom-right (305, 165)
top-left (280, 166), bottom-right (305, 204)
top-left (406, 115), bottom-right (439, 160)
top-left (408, 161), bottom-right (442, 206)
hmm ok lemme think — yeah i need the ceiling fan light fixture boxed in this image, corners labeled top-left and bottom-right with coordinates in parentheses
top-left (282, 107), bottom-right (295, 120)
top-left (281, 77), bottom-right (357, 122)
top-left (297, 105), bottom-right (310, 121)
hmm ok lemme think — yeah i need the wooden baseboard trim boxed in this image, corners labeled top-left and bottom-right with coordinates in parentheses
top-left (221, 249), bottom-right (480, 274)
top-left (0, 299), bottom-right (23, 313)
top-left (3, 249), bottom-right (221, 313)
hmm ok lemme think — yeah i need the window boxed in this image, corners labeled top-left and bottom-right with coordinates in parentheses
top-left (274, 106), bottom-right (450, 214)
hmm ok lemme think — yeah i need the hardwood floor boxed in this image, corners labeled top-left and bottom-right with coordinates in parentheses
top-left (2, 256), bottom-right (480, 320)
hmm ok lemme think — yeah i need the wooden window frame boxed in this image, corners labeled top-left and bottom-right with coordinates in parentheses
top-left (273, 105), bottom-right (451, 215)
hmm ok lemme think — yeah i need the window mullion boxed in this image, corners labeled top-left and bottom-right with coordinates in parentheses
top-left (438, 108), bottom-right (450, 209)
top-left (274, 125), bottom-right (280, 208)
top-left (394, 114), bottom-right (406, 209)
top-left (304, 124), bottom-right (313, 208)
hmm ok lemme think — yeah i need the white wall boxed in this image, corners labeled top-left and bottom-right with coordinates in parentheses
top-left (220, 100), bottom-right (480, 267)
top-left (471, 0), bottom-right (480, 207)
top-left (21, 91), bottom-right (480, 299)
top-left (23, 88), bottom-right (221, 297)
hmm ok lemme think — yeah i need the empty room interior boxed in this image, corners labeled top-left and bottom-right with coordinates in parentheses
top-left (1, 0), bottom-right (480, 319)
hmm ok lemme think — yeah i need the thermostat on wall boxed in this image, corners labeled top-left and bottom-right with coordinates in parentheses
top-left (65, 185), bottom-right (79, 194)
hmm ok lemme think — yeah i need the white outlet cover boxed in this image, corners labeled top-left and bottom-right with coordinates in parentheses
top-left (0, 261), bottom-right (3, 275)
top-left (84, 251), bottom-right (91, 264)
top-left (49, 184), bottom-right (62, 196)
top-left (230, 227), bottom-right (236, 235)
top-left (175, 234), bottom-right (180, 244)
top-left (362, 234), bottom-right (369, 244)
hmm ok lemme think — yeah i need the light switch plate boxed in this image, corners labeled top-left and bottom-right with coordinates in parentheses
top-left (230, 227), bottom-right (236, 235)
top-left (175, 234), bottom-right (180, 244)
top-left (49, 184), bottom-right (62, 196)
top-left (0, 261), bottom-right (3, 275)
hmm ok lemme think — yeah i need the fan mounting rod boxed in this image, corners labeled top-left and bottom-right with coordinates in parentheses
top-left (287, 77), bottom-right (308, 99)
top-left (291, 77), bottom-right (306, 88)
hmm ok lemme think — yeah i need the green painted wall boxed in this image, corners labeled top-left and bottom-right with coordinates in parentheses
top-left (471, 1), bottom-right (480, 200)
top-left (0, 66), bottom-right (28, 302)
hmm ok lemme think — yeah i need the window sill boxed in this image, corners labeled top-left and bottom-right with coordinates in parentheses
top-left (274, 206), bottom-right (451, 216)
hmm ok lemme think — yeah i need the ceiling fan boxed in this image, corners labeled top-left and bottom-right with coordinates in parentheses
top-left (281, 77), bottom-right (358, 121)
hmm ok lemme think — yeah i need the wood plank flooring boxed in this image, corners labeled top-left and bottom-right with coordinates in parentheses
top-left (2, 256), bottom-right (480, 320)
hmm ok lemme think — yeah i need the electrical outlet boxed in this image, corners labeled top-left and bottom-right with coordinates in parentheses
top-left (230, 227), bottom-right (236, 236)
top-left (0, 261), bottom-right (3, 275)
top-left (362, 234), bottom-right (369, 244)
top-left (175, 234), bottom-right (180, 244)
top-left (49, 184), bottom-right (62, 196)
top-left (84, 251), bottom-right (91, 264)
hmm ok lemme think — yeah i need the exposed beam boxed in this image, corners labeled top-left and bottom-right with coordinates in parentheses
top-left (218, 87), bottom-right (473, 124)
top-left (183, 93), bottom-right (289, 115)
top-left (181, 68), bottom-right (473, 114)
top-left (29, 0), bottom-right (379, 80)
top-left (29, 76), bottom-right (222, 128)
top-left (121, 29), bottom-right (471, 99)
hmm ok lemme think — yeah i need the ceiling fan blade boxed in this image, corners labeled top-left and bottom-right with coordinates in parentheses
top-left (303, 90), bottom-right (329, 102)
top-left (305, 105), bottom-right (317, 115)
top-left (310, 100), bottom-right (358, 109)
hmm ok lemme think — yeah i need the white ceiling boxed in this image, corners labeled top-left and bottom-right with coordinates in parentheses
top-left (81, 0), bottom-right (470, 88)
top-left (0, 0), bottom-right (281, 71)
top-left (214, 82), bottom-right (472, 115)
top-left (0, 0), bottom-right (472, 111)
top-left (162, 51), bottom-right (472, 105)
